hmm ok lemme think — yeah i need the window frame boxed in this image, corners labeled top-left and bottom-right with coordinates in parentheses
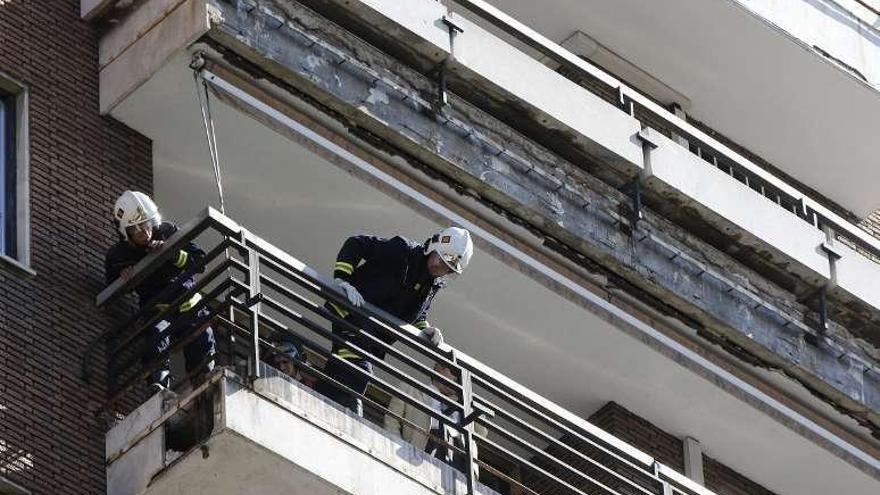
top-left (0, 73), bottom-right (32, 276)
top-left (0, 474), bottom-right (31, 495)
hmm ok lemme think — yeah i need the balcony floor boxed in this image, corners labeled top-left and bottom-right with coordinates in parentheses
top-left (109, 372), bottom-right (493, 495)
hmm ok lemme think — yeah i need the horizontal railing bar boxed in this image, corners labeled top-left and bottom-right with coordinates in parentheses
top-left (110, 256), bottom-right (240, 355)
top-left (97, 208), bottom-right (222, 307)
top-left (475, 458), bottom-right (543, 495)
top-left (469, 372), bottom-right (655, 471)
top-left (105, 292), bottom-right (230, 409)
top-left (255, 248), bottom-right (458, 365)
top-left (223, 233), bottom-right (459, 369)
top-left (258, 292), bottom-right (465, 416)
top-left (475, 395), bottom-right (659, 495)
top-left (657, 464), bottom-right (717, 495)
top-left (479, 416), bottom-right (655, 495)
top-left (475, 433), bottom-right (611, 495)
top-left (109, 278), bottom-right (236, 376)
top-left (258, 271), bottom-right (463, 393)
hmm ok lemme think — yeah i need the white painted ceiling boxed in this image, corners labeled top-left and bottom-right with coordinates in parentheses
top-left (107, 52), bottom-right (880, 495)
top-left (477, 0), bottom-right (880, 217)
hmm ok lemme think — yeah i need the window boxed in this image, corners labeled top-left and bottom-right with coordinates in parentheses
top-left (0, 74), bottom-right (30, 274)
top-left (1, 88), bottom-right (17, 259)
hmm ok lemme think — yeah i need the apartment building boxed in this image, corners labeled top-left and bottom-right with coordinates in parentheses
top-left (2, 1), bottom-right (880, 494)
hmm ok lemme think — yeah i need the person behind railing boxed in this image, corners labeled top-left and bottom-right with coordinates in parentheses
top-left (316, 227), bottom-right (474, 416)
top-left (104, 191), bottom-right (216, 393)
top-left (384, 362), bottom-right (487, 477)
top-left (267, 337), bottom-right (318, 389)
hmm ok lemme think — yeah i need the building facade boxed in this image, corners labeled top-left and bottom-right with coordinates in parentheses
top-left (0, 2), bottom-right (152, 493)
top-left (2, 1), bottom-right (880, 494)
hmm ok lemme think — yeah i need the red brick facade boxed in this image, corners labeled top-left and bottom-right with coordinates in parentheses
top-left (590, 402), bottom-right (778, 495)
top-left (0, 2), bottom-right (152, 494)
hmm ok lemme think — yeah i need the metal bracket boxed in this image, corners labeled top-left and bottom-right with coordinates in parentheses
top-left (436, 16), bottom-right (464, 109)
top-left (820, 241), bottom-right (842, 262)
top-left (804, 286), bottom-right (829, 346)
top-left (461, 400), bottom-right (495, 427)
top-left (189, 51), bottom-right (207, 72)
top-left (636, 127), bottom-right (659, 150)
top-left (618, 179), bottom-right (643, 232)
top-left (245, 292), bottom-right (264, 307)
top-left (617, 87), bottom-right (634, 116)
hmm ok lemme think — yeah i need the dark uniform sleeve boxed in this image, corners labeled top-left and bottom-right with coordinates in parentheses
top-left (104, 244), bottom-right (131, 286)
top-left (332, 235), bottom-right (401, 281)
top-left (412, 280), bottom-right (446, 329)
top-left (160, 223), bottom-right (207, 274)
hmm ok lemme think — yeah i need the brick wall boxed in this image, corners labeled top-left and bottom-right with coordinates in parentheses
top-left (0, 2), bottom-right (152, 494)
top-left (589, 401), bottom-right (685, 473)
top-left (589, 402), bottom-right (777, 495)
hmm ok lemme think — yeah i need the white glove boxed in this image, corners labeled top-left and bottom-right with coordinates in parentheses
top-left (420, 326), bottom-right (444, 347)
top-left (335, 278), bottom-right (364, 307)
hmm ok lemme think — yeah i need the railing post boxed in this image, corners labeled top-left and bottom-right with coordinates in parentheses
top-left (460, 367), bottom-right (477, 495)
top-left (246, 238), bottom-right (262, 381)
top-left (654, 462), bottom-right (674, 495)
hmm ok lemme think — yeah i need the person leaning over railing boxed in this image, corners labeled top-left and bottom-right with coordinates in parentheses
top-left (315, 227), bottom-right (474, 416)
top-left (104, 191), bottom-right (217, 393)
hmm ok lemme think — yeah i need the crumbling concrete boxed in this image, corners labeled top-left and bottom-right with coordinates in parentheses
top-left (291, 0), bottom-right (880, 344)
top-left (203, 0), bottom-right (880, 446)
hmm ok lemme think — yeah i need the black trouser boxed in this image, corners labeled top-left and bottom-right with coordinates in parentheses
top-left (145, 306), bottom-right (217, 386)
top-left (315, 319), bottom-right (388, 416)
top-left (425, 415), bottom-right (467, 471)
top-left (316, 354), bottom-right (373, 416)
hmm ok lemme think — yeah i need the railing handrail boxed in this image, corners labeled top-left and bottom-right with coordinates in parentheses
top-left (96, 207), bottom-right (718, 495)
top-left (453, 345), bottom-right (655, 468)
top-left (451, 0), bottom-right (880, 260)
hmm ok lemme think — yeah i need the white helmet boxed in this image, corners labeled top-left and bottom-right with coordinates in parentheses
top-left (425, 227), bottom-right (473, 274)
top-left (113, 190), bottom-right (161, 241)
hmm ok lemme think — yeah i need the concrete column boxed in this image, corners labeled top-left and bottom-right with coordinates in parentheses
top-left (683, 436), bottom-right (705, 485)
top-left (671, 103), bottom-right (689, 149)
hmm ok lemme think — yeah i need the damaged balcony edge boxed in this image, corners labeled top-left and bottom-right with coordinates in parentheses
top-left (288, 0), bottom-right (880, 337)
top-left (198, 0), bottom-right (880, 447)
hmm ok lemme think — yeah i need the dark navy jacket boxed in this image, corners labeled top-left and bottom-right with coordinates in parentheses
top-left (329, 235), bottom-right (445, 358)
top-left (104, 222), bottom-right (205, 311)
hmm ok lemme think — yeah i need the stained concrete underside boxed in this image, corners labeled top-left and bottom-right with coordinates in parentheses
top-left (199, 0), bottom-right (880, 440)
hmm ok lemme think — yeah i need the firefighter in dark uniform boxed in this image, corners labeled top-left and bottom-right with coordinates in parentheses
top-left (105, 191), bottom-right (216, 393)
top-left (316, 227), bottom-right (474, 416)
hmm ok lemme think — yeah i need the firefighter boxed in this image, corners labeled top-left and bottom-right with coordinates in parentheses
top-left (316, 227), bottom-right (474, 416)
top-left (104, 191), bottom-right (216, 393)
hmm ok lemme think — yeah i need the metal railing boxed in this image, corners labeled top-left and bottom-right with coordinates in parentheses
top-left (87, 207), bottom-right (718, 495)
top-left (448, 0), bottom-right (880, 266)
top-left (843, 0), bottom-right (880, 22)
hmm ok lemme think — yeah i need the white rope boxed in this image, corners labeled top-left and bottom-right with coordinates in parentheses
top-left (191, 59), bottom-right (237, 344)
top-left (193, 69), bottom-right (227, 214)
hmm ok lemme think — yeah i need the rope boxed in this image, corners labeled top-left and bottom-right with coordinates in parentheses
top-left (191, 55), bottom-right (236, 355)
top-left (193, 68), bottom-right (226, 214)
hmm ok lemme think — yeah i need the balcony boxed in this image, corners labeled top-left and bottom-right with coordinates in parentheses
top-left (95, 208), bottom-right (717, 495)
top-left (91, 208), bottom-right (880, 495)
top-left (484, 0), bottom-right (880, 218)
